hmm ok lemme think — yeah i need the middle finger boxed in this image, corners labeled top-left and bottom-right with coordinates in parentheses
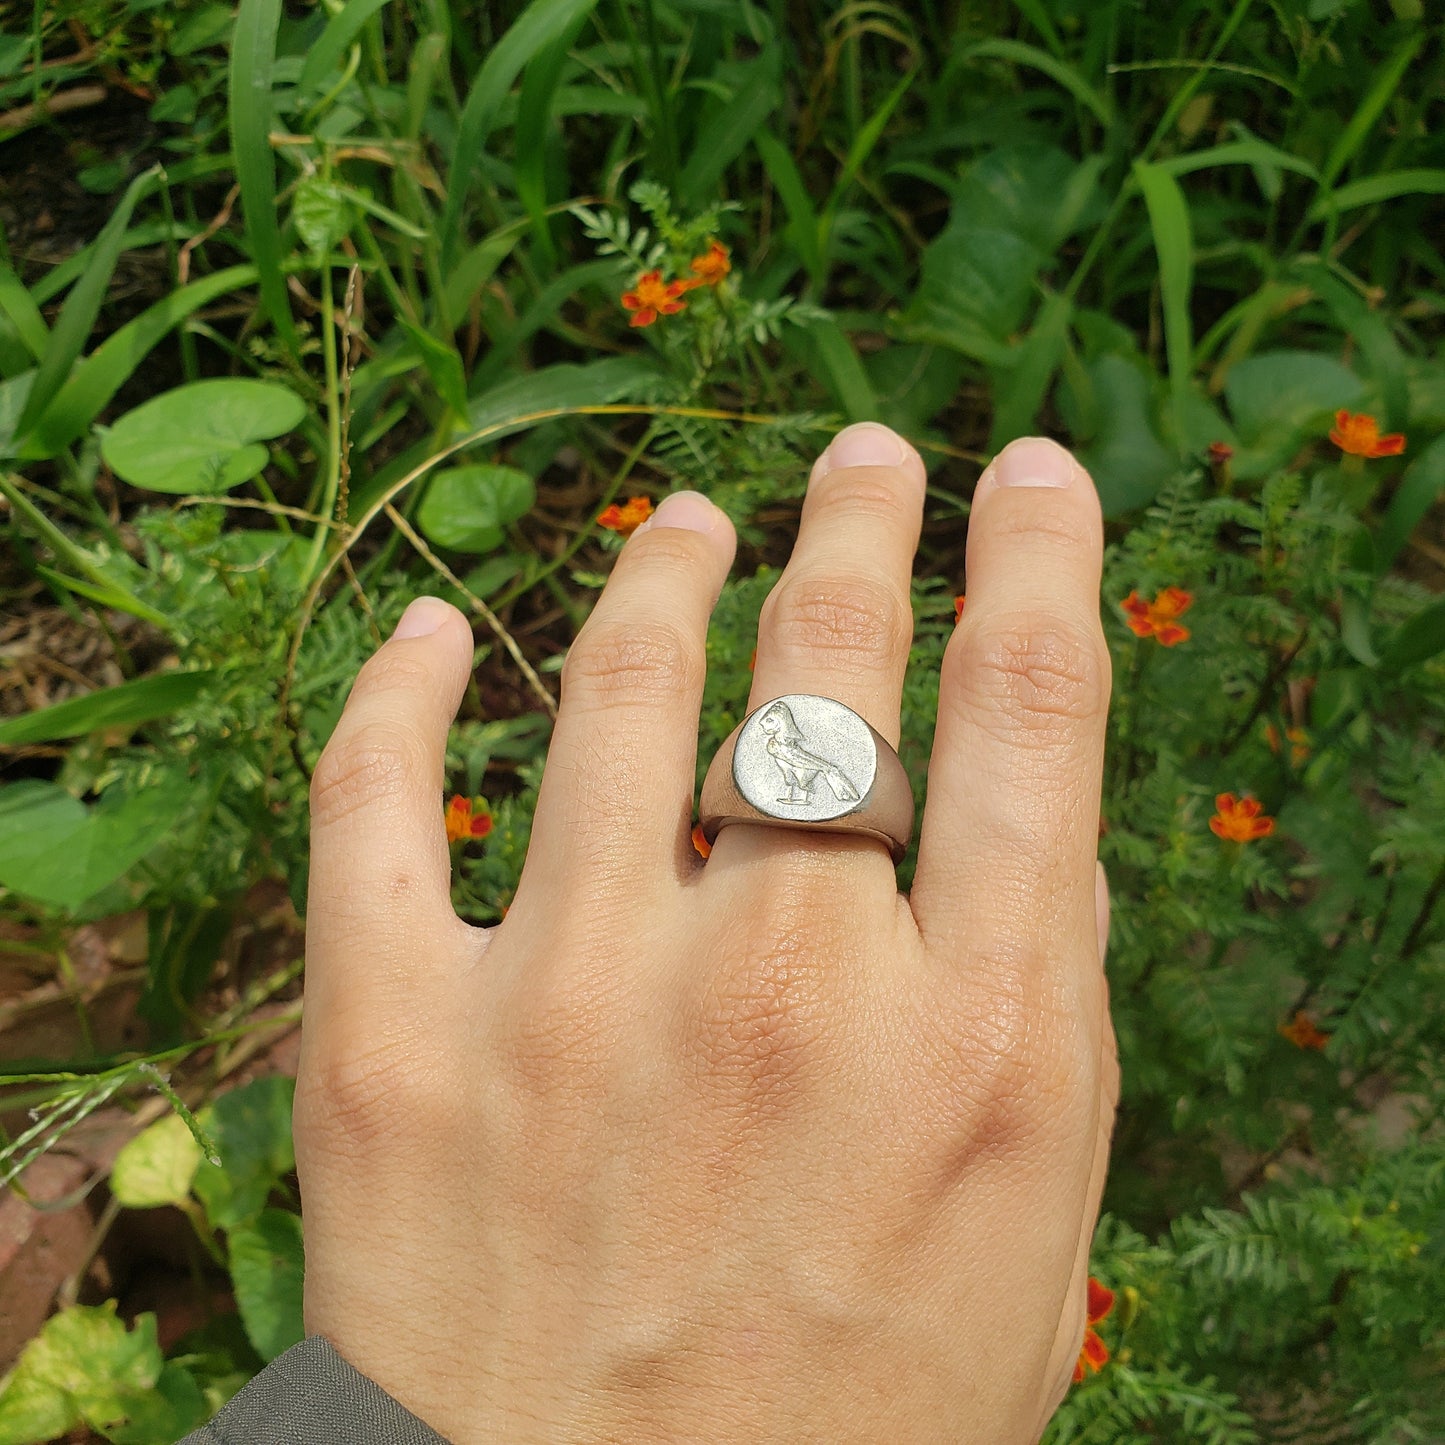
top-left (710, 423), bottom-right (926, 868)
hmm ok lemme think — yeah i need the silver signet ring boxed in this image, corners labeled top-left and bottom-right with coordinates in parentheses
top-left (698, 695), bottom-right (914, 863)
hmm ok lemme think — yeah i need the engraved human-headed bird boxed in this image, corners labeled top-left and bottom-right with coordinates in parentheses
top-left (756, 701), bottom-right (861, 806)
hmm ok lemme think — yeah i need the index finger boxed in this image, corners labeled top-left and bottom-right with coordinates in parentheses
top-left (909, 437), bottom-right (1111, 970)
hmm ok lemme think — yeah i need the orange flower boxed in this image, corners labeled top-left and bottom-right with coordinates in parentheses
top-left (1209, 792), bottom-right (1275, 843)
top-left (691, 823), bottom-right (712, 858)
top-left (597, 495), bottom-right (654, 536)
top-left (954, 594), bottom-right (966, 623)
top-left (621, 269), bottom-right (691, 327)
top-left (1265, 723), bottom-right (1311, 766)
top-left (1330, 410), bottom-right (1405, 459)
top-left (1280, 1011), bottom-right (1329, 1051)
top-left (445, 795), bottom-right (492, 843)
top-left (1073, 1278), bottom-right (1115, 1384)
top-left (748, 646), bottom-right (756, 672)
top-left (688, 239), bottom-right (731, 286)
top-left (1121, 587), bottom-right (1193, 646)
top-left (1207, 440), bottom-right (1235, 465)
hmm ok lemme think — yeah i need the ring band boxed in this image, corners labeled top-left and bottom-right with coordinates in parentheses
top-left (698, 695), bottom-right (914, 863)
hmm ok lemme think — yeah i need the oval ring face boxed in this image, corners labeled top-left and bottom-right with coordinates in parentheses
top-left (731, 694), bottom-right (877, 824)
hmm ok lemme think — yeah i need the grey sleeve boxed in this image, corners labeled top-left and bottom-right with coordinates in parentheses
top-left (177, 1334), bottom-right (452, 1444)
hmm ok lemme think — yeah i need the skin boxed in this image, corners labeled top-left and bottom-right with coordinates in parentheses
top-left (298, 427), bottom-right (1118, 1443)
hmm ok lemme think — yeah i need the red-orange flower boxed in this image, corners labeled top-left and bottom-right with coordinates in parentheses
top-left (1330, 410), bottom-right (1405, 459)
top-left (1207, 440), bottom-right (1235, 465)
top-left (1122, 587), bottom-right (1193, 646)
top-left (1073, 1278), bottom-right (1115, 1384)
top-left (688, 239), bottom-right (731, 286)
top-left (954, 594), bottom-right (966, 623)
top-left (445, 795), bottom-right (492, 843)
top-left (692, 823), bottom-right (712, 859)
top-left (1280, 1011), bottom-right (1329, 1051)
top-left (1265, 722), bottom-right (1311, 766)
top-left (748, 646), bottom-right (757, 672)
top-left (597, 495), bottom-right (654, 536)
top-left (1210, 792), bottom-right (1275, 842)
top-left (621, 269), bottom-right (691, 327)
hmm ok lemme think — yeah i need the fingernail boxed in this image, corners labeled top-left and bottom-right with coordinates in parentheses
top-left (991, 436), bottom-right (1077, 488)
top-left (824, 422), bottom-right (907, 473)
top-left (635, 489), bottom-right (717, 535)
top-left (393, 596), bottom-right (452, 639)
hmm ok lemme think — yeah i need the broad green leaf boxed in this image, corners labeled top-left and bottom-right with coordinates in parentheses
top-left (951, 145), bottom-right (1104, 254)
top-left (1066, 353), bottom-right (1177, 516)
top-left (19, 266), bottom-right (257, 460)
top-left (419, 464), bottom-right (536, 553)
top-left (460, 357), bottom-right (662, 445)
top-left (1134, 161), bottom-right (1195, 456)
top-left (100, 379), bottom-right (306, 494)
top-left (192, 1075), bottom-right (296, 1231)
top-left (0, 1304), bottom-right (162, 1444)
top-left (1377, 433), bottom-right (1445, 569)
top-left (110, 1113), bottom-right (203, 1208)
top-left (15, 168), bottom-right (163, 438)
top-left (905, 222), bottom-right (1042, 362)
top-left (297, 0), bottom-right (394, 91)
top-left (989, 291), bottom-right (1071, 451)
top-left (397, 317), bottom-right (469, 416)
top-left (1378, 596), bottom-right (1445, 676)
top-left (0, 670), bottom-right (212, 746)
top-left (228, 1210), bottom-right (305, 1362)
top-left (1223, 351), bottom-right (1363, 446)
top-left (292, 177), bottom-right (354, 256)
top-left (230, 0), bottom-right (296, 350)
top-left (0, 778), bottom-right (190, 912)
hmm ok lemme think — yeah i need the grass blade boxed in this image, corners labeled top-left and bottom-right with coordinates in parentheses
top-left (1377, 434), bottom-right (1445, 572)
top-left (963, 38), bottom-right (1113, 128)
top-left (1307, 168), bottom-right (1445, 222)
top-left (0, 265), bottom-right (49, 365)
top-left (230, 0), bottom-right (296, 353)
top-left (15, 167), bottom-right (162, 437)
top-left (0, 672), bottom-right (215, 747)
top-left (1134, 160), bottom-right (1194, 456)
top-left (297, 0), bottom-right (395, 93)
top-left (439, 0), bottom-right (602, 266)
top-left (1320, 31), bottom-right (1425, 192)
top-left (755, 129), bottom-right (824, 288)
top-left (678, 58), bottom-right (780, 210)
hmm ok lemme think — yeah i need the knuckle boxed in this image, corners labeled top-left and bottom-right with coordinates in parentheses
top-left (561, 617), bottom-right (699, 711)
top-left (947, 615), bottom-right (1110, 737)
top-left (762, 572), bottom-right (912, 667)
top-left (311, 717), bottom-right (426, 828)
top-left (812, 467), bottom-right (918, 521)
top-left (296, 1041), bottom-right (447, 1159)
top-left (686, 908), bottom-right (832, 1118)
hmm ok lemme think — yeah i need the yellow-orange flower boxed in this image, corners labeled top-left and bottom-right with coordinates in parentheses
top-left (597, 495), bottom-right (654, 536)
top-left (445, 795), bottom-right (492, 843)
top-left (953, 594), bottom-right (966, 623)
top-left (1073, 1278), bottom-right (1115, 1384)
top-left (1280, 1011), bottom-right (1329, 1051)
top-left (689, 239), bottom-right (731, 286)
top-left (1122, 587), bottom-right (1193, 646)
top-left (691, 823), bottom-right (712, 858)
top-left (621, 269), bottom-right (690, 327)
top-left (1210, 792), bottom-right (1275, 843)
top-left (1330, 410), bottom-right (1405, 459)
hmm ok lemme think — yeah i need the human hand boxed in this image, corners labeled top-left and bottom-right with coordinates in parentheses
top-left (297, 425), bottom-right (1116, 1443)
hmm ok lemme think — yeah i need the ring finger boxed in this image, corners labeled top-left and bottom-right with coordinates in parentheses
top-left (711, 422), bottom-right (926, 870)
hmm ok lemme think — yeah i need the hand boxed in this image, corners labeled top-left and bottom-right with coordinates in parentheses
top-left (297, 425), bottom-right (1117, 1443)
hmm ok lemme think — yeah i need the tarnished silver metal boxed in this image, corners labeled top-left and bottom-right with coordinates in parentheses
top-left (699, 695), bottom-right (914, 862)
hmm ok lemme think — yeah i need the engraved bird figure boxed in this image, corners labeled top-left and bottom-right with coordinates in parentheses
top-left (757, 701), bottom-right (861, 806)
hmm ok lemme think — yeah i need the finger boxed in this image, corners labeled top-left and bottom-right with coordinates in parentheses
top-left (522, 491), bottom-right (736, 893)
top-left (911, 436), bottom-right (1111, 975)
top-left (710, 424), bottom-right (925, 871)
top-left (307, 597), bottom-right (478, 1021)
